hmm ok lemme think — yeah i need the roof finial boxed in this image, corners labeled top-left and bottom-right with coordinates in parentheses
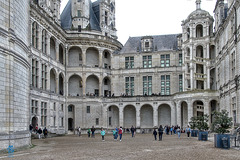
top-left (196, 0), bottom-right (201, 10)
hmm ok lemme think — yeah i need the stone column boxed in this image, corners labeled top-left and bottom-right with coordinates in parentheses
top-left (99, 49), bottom-right (103, 68)
top-left (176, 102), bottom-right (181, 126)
top-left (171, 102), bottom-right (176, 126)
top-left (82, 47), bottom-right (87, 67)
top-left (153, 103), bottom-right (158, 127)
top-left (136, 106), bottom-right (140, 129)
top-left (55, 76), bottom-right (59, 94)
top-left (47, 64), bottom-right (51, 91)
top-left (38, 26), bottom-right (42, 51)
top-left (56, 40), bottom-right (59, 62)
top-left (119, 107), bottom-right (124, 127)
top-left (82, 73), bottom-right (86, 96)
top-left (188, 101), bottom-right (193, 123)
top-left (46, 33), bottom-right (51, 56)
top-left (99, 75), bottom-right (103, 97)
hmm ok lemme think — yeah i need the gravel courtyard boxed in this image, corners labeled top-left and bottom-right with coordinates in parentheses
top-left (0, 133), bottom-right (239, 160)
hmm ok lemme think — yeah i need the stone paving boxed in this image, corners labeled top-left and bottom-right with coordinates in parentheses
top-left (0, 133), bottom-right (239, 160)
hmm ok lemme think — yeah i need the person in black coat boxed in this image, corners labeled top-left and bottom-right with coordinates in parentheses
top-left (153, 129), bottom-right (157, 140)
top-left (158, 125), bottom-right (164, 141)
top-left (43, 127), bottom-right (48, 138)
top-left (38, 128), bottom-right (42, 139)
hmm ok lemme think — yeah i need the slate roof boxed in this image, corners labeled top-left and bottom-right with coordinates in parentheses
top-left (60, 0), bottom-right (101, 31)
top-left (119, 34), bottom-right (180, 54)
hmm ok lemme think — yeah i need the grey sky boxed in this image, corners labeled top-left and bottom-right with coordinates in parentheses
top-left (60, 0), bottom-right (217, 45)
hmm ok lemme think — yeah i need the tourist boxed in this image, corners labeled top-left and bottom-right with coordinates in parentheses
top-left (186, 125), bottom-right (191, 138)
top-left (118, 126), bottom-right (123, 141)
top-left (101, 128), bottom-right (105, 141)
top-left (91, 126), bottom-right (96, 138)
top-left (78, 127), bottom-right (81, 137)
top-left (35, 124), bottom-right (38, 133)
top-left (38, 128), bottom-right (42, 139)
top-left (43, 127), bottom-right (48, 138)
top-left (87, 128), bottom-right (91, 138)
top-left (177, 127), bottom-right (181, 139)
top-left (115, 127), bottom-right (118, 140)
top-left (153, 129), bottom-right (157, 140)
top-left (158, 125), bottom-right (163, 141)
top-left (170, 126), bottom-right (173, 135)
top-left (131, 126), bottom-right (134, 137)
top-left (113, 129), bottom-right (117, 141)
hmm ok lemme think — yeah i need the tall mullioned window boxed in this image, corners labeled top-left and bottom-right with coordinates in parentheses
top-left (32, 22), bottom-right (38, 49)
top-left (179, 53), bottom-right (182, 66)
top-left (231, 52), bottom-right (235, 79)
top-left (143, 55), bottom-right (152, 68)
top-left (42, 29), bottom-right (47, 54)
top-left (125, 57), bottom-right (134, 69)
top-left (143, 76), bottom-right (152, 95)
top-left (41, 102), bottom-right (47, 126)
top-left (161, 75), bottom-right (170, 95)
top-left (41, 64), bottom-right (47, 90)
top-left (179, 75), bottom-right (183, 92)
top-left (77, 10), bottom-right (81, 17)
top-left (32, 59), bottom-right (39, 88)
top-left (125, 77), bottom-right (134, 96)
top-left (161, 54), bottom-right (170, 67)
top-left (31, 100), bottom-right (38, 114)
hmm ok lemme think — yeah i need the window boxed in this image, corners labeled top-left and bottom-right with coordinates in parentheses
top-left (125, 77), bottom-right (134, 96)
top-left (31, 100), bottom-right (38, 114)
top-left (95, 89), bottom-right (99, 97)
top-left (87, 106), bottom-right (90, 113)
top-left (104, 63), bottom-right (108, 69)
top-left (143, 55), bottom-right (152, 68)
top-left (104, 79), bottom-right (108, 85)
top-left (41, 102), bottom-right (47, 126)
top-left (41, 64), bottom-right (47, 90)
top-left (61, 117), bottom-right (64, 127)
top-left (77, 10), bottom-right (81, 17)
top-left (68, 105), bottom-right (73, 112)
top-left (96, 118), bottom-right (99, 125)
top-left (53, 116), bottom-right (56, 127)
top-left (125, 57), bottom-right (134, 69)
top-left (77, 0), bottom-right (81, 2)
top-left (161, 54), bottom-right (170, 67)
top-left (231, 52), bottom-right (235, 79)
top-left (145, 41), bottom-right (149, 48)
top-left (61, 104), bottom-right (64, 111)
top-left (32, 22), bottom-right (38, 49)
top-left (105, 11), bottom-right (108, 25)
top-left (179, 75), bottom-right (183, 92)
top-left (32, 59), bottom-right (39, 88)
top-left (143, 76), bottom-right (152, 95)
top-left (104, 52), bottom-right (108, 58)
top-left (179, 54), bottom-right (182, 66)
top-left (42, 29), bottom-right (47, 54)
top-left (161, 75), bottom-right (170, 95)
top-left (53, 102), bottom-right (56, 111)
top-left (108, 106), bottom-right (111, 111)
top-left (109, 117), bottom-right (112, 126)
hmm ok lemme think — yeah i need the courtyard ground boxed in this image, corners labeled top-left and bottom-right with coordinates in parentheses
top-left (0, 133), bottom-right (239, 160)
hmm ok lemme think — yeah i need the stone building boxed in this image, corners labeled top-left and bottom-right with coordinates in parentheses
top-left (0, 0), bottom-right (240, 150)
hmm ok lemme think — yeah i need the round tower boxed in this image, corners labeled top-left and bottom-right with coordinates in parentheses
top-left (0, 0), bottom-right (31, 150)
top-left (181, 0), bottom-right (214, 91)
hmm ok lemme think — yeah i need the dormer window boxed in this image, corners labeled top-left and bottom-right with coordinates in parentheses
top-left (141, 36), bottom-right (153, 52)
top-left (145, 41), bottom-right (149, 48)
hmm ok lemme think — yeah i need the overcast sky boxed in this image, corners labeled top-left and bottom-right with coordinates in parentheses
top-left (60, 0), bottom-right (217, 45)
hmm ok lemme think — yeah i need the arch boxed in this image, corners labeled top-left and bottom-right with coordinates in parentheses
top-left (68, 46), bottom-right (82, 67)
top-left (68, 118), bottom-right (74, 131)
top-left (59, 43), bottom-right (64, 65)
top-left (86, 75), bottom-right (99, 96)
top-left (196, 45), bottom-right (203, 58)
top-left (193, 100), bottom-right (204, 117)
top-left (140, 104), bottom-right (153, 128)
top-left (31, 116), bottom-right (38, 130)
top-left (50, 68), bottom-right (57, 93)
top-left (103, 76), bottom-right (111, 97)
top-left (59, 72), bottom-right (64, 95)
top-left (86, 47), bottom-right (99, 67)
top-left (158, 104), bottom-right (171, 126)
top-left (32, 21), bottom-right (38, 49)
top-left (68, 75), bottom-right (83, 96)
top-left (181, 101), bottom-right (188, 128)
top-left (196, 24), bottom-right (203, 38)
top-left (103, 50), bottom-right (111, 69)
top-left (50, 37), bottom-right (56, 60)
top-left (124, 105), bottom-right (136, 128)
top-left (107, 105), bottom-right (119, 128)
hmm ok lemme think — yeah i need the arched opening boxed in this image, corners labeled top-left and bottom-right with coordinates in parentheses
top-left (108, 105), bottom-right (119, 128)
top-left (193, 100), bottom-right (204, 117)
top-left (31, 116), bottom-right (38, 130)
top-left (196, 24), bottom-right (203, 38)
top-left (68, 118), bottom-right (74, 131)
top-left (68, 105), bottom-right (75, 131)
top-left (140, 104), bottom-right (153, 128)
top-left (210, 100), bottom-right (218, 124)
top-left (187, 28), bottom-right (190, 39)
top-left (50, 37), bottom-right (56, 60)
top-left (158, 104), bottom-right (171, 126)
top-left (181, 101), bottom-right (188, 128)
top-left (103, 77), bottom-right (111, 97)
top-left (59, 44), bottom-right (64, 65)
top-left (68, 47), bottom-right (82, 67)
top-left (103, 50), bottom-right (111, 69)
top-left (86, 75), bottom-right (99, 96)
top-left (68, 75), bottom-right (82, 96)
top-left (196, 45), bottom-right (203, 58)
top-left (210, 68), bottom-right (216, 90)
top-left (50, 69), bottom-right (56, 93)
top-left (124, 105), bottom-right (136, 128)
top-left (86, 47), bottom-right (99, 67)
top-left (59, 73), bottom-right (64, 95)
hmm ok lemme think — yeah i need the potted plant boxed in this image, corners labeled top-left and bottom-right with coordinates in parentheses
top-left (189, 116), bottom-right (198, 137)
top-left (211, 110), bottom-right (233, 149)
top-left (189, 114), bottom-right (209, 140)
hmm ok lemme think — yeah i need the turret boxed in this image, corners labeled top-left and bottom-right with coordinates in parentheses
top-left (214, 0), bottom-right (227, 32)
top-left (38, 0), bottom-right (61, 23)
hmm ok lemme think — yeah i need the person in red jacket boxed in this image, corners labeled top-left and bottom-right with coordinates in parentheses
top-left (118, 126), bottom-right (123, 141)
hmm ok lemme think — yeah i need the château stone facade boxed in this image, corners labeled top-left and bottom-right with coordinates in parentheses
top-left (0, 0), bottom-right (240, 150)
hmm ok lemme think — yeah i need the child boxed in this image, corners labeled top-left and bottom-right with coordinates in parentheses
top-left (87, 128), bottom-right (91, 138)
top-left (153, 129), bottom-right (157, 140)
top-left (113, 129), bottom-right (117, 141)
top-left (101, 128), bottom-right (105, 141)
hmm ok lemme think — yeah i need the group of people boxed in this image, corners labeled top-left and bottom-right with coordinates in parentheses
top-left (112, 126), bottom-right (123, 141)
top-left (29, 124), bottom-right (48, 139)
top-left (153, 125), bottom-right (192, 140)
